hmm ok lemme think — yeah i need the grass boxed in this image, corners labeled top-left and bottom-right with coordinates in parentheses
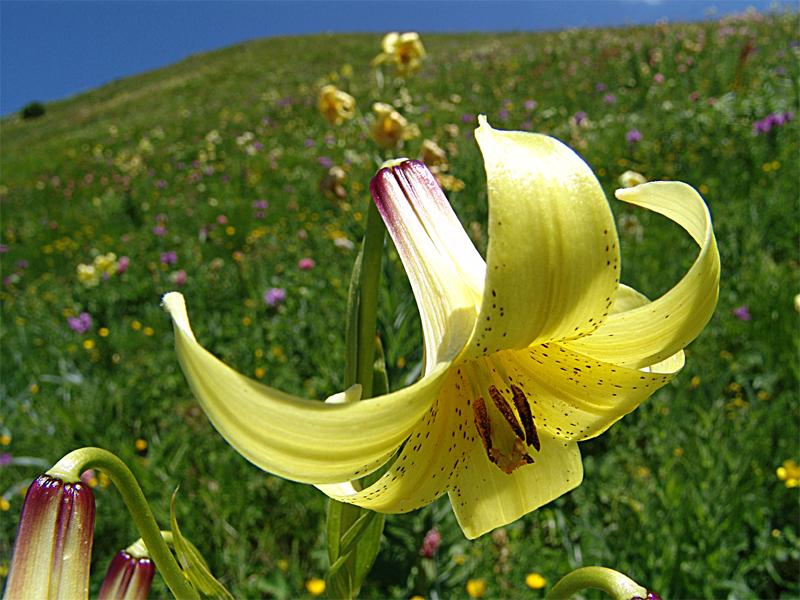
top-left (1, 7), bottom-right (798, 599)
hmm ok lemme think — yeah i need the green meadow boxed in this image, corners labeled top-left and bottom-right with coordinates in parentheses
top-left (1, 8), bottom-right (798, 599)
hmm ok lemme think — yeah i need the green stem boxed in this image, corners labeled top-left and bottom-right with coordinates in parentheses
top-left (48, 448), bottom-right (199, 600)
top-left (545, 567), bottom-right (647, 600)
top-left (345, 200), bottom-right (386, 398)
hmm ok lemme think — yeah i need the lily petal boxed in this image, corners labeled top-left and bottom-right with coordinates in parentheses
top-left (464, 116), bottom-right (620, 361)
top-left (609, 284), bottom-right (650, 315)
top-left (318, 366), bottom-right (476, 512)
top-left (162, 292), bottom-right (449, 484)
top-left (491, 343), bottom-right (683, 442)
top-left (449, 432), bottom-right (582, 539)
top-left (564, 181), bottom-right (720, 369)
top-left (371, 163), bottom-right (481, 371)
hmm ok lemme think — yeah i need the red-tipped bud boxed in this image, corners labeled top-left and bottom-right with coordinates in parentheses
top-left (98, 542), bottom-right (156, 600)
top-left (4, 474), bottom-right (95, 600)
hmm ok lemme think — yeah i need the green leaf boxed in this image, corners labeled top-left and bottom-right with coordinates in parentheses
top-left (169, 489), bottom-right (235, 600)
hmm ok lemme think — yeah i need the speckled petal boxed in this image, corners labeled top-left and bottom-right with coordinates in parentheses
top-left (463, 116), bottom-right (620, 362)
top-left (162, 292), bottom-right (450, 485)
top-left (448, 431), bottom-right (582, 539)
top-left (371, 162), bottom-right (482, 371)
top-left (490, 342), bottom-right (684, 441)
top-left (564, 181), bottom-right (719, 369)
top-left (318, 366), bottom-right (476, 512)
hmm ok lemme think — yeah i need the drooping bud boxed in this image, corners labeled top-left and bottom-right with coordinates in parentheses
top-left (3, 474), bottom-right (95, 600)
top-left (98, 539), bottom-right (156, 600)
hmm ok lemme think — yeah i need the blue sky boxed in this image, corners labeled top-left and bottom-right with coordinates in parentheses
top-left (0, 0), bottom-right (789, 117)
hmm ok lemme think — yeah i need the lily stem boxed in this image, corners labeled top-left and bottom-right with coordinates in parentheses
top-left (349, 199), bottom-right (386, 399)
top-left (48, 447), bottom-right (199, 600)
top-left (545, 566), bottom-right (647, 600)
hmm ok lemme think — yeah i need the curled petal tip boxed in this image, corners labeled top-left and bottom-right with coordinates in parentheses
top-left (161, 292), bottom-right (196, 342)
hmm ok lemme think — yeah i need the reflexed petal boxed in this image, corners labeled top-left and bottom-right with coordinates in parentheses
top-left (609, 284), bottom-right (650, 315)
top-left (390, 161), bottom-right (486, 299)
top-left (464, 116), bottom-right (620, 361)
top-left (491, 343), bottom-right (683, 441)
top-left (564, 182), bottom-right (719, 369)
top-left (162, 292), bottom-right (448, 484)
top-left (319, 366), bottom-right (475, 512)
top-left (449, 432), bottom-right (582, 539)
top-left (371, 164), bottom-right (480, 371)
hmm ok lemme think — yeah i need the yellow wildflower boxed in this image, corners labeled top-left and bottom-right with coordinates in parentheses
top-left (777, 459), bottom-right (800, 488)
top-left (93, 252), bottom-right (118, 275)
top-left (77, 264), bottom-right (99, 287)
top-left (317, 85), bottom-right (356, 126)
top-left (319, 166), bottom-right (348, 202)
top-left (370, 103), bottom-right (419, 149)
top-left (419, 139), bottom-right (449, 172)
top-left (372, 32), bottom-right (426, 78)
top-left (305, 578), bottom-right (326, 596)
top-left (466, 579), bottom-right (486, 599)
top-left (526, 573), bottom-right (546, 589)
top-left (619, 170), bottom-right (648, 188)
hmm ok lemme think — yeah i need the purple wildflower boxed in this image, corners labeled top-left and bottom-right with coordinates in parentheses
top-left (626, 129), bottom-right (643, 144)
top-left (318, 156), bottom-right (334, 169)
top-left (298, 258), bottom-right (315, 271)
top-left (419, 528), bottom-right (442, 558)
top-left (152, 225), bottom-right (167, 236)
top-left (117, 256), bottom-right (130, 274)
top-left (0, 453), bottom-right (12, 466)
top-left (172, 270), bottom-right (187, 286)
top-left (160, 251), bottom-right (178, 265)
top-left (603, 93), bottom-right (617, 104)
top-left (596, 83), bottom-right (607, 92)
top-left (524, 99), bottom-right (537, 111)
top-left (732, 305), bottom-right (751, 321)
top-left (68, 312), bottom-right (93, 333)
top-left (264, 287), bottom-right (287, 308)
top-left (574, 111), bottom-right (587, 126)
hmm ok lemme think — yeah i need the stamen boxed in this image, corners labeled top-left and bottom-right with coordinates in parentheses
top-left (510, 385), bottom-right (540, 452)
top-left (472, 397), bottom-right (493, 455)
top-left (488, 385), bottom-right (525, 441)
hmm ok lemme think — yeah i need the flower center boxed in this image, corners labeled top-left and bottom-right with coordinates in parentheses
top-left (468, 360), bottom-right (541, 474)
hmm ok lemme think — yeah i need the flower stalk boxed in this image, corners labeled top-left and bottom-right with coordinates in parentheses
top-left (545, 567), bottom-right (648, 600)
top-left (328, 198), bottom-right (387, 600)
top-left (48, 447), bottom-right (198, 600)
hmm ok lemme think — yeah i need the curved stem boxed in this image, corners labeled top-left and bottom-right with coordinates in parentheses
top-left (48, 447), bottom-right (199, 600)
top-left (546, 567), bottom-right (647, 600)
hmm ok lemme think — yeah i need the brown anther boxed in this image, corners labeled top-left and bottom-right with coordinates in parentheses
top-left (473, 397), bottom-right (493, 455)
top-left (488, 385), bottom-right (525, 441)
top-left (510, 385), bottom-right (540, 452)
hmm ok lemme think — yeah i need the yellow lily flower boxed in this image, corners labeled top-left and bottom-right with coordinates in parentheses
top-left (370, 102), bottom-right (420, 150)
top-left (162, 116), bottom-right (719, 539)
top-left (371, 32), bottom-right (426, 78)
top-left (317, 84), bottom-right (356, 126)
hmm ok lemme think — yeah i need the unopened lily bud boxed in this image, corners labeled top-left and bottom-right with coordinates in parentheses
top-left (98, 539), bottom-right (156, 600)
top-left (4, 474), bottom-right (95, 600)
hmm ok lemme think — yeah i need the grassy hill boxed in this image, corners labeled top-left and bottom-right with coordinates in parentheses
top-left (2, 9), bottom-right (798, 599)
